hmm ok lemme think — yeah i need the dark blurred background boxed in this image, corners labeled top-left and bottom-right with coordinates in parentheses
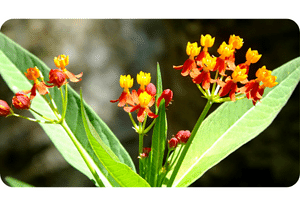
top-left (0, 19), bottom-right (299, 187)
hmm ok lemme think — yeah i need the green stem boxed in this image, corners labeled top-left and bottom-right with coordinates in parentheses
top-left (196, 84), bottom-right (208, 97)
top-left (139, 133), bottom-right (144, 175)
top-left (157, 149), bottom-right (172, 186)
top-left (47, 91), bottom-right (59, 114)
top-left (143, 118), bottom-right (156, 134)
top-left (168, 144), bottom-right (184, 170)
top-left (29, 108), bottom-right (57, 122)
top-left (42, 95), bottom-right (60, 120)
top-left (59, 84), bottom-right (68, 122)
top-left (128, 112), bottom-right (138, 131)
top-left (11, 113), bottom-right (55, 124)
top-left (167, 100), bottom-right (213, 187)
top-left (142, 115), bottom-right (147, 132)
top-left (60, 119), bottom-right (105, 187)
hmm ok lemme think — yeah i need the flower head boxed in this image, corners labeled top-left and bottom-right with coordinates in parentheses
top-left (139, 91), bottom-right (153, 108)
top-left (255, 66), bottom-right (278, 88)
top-left (217, 42), bottom-right (234, 60)
top-left (120, 75), bottom-right (134, 93)
top-left (231, 65), bottom-right (248, 83)
top-left (12, 91), bottom-right (31, 110)
top-left (186, 42), bottom-right (201, 59)
top-left (54, 54), bottom-right (69, 69)
top-left (24, 66), bottom-right (41, 81)
top-left (229, 35), bottom-right (243, 50)
top-left (245, 48), bottom-right (262, 65)
top-left (110, 74), bottom-right (134, 107)
top-left (218, 65), bottom-right (248, 101)
top-left (261, 74), bottom-right (278, 88)
top-left (202, 53), bottom-right (217, 72)
top-left (0, 100), bottom-right (11, 117)
top-left (200, 34), bottom-right (215, 52)
top-left (54, 55), bottom-right (83, 82)
top-left (24, 67), bottom-right (50, 99)
top-left (239, 66), bottom-right (277, 105)
top-left (124, 90), bottom-right (158, 122)
top-left (47, 69), bottom-right (67, 88)
top-left (137, 71), bottom-right (151, 91)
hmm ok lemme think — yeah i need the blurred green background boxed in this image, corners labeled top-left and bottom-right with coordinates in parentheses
top-left (0, 19), bottom-right (299, 187)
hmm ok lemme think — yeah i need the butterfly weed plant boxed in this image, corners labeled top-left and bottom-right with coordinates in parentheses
top-left (0, 32), bottom-right (299, 187)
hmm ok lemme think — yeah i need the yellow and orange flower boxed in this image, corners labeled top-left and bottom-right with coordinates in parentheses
top-left (229, 35), bottom-right (243, 50)
top-left (137, 71), bottom-right (151, 93)
top-left (192, 54), bottom-right (216, 90)
top-left (24, 67), bottom-right (50, 99)
top-left (195, 34), bottom-right (215, 63)
top-left (213, 42), bottom-right (235, 75)
top-left (110, 75), bottom-right (134, 107)
top-left (201, 34), bottom-right (215, 51)
top-left (239, 66), bottom-right (277, 105)
top-left (54, 55), bottom-right (83, 82)
top-left (124, 90), bottom-right (158, 122)
top-left (173, 42), bottom-right (200, 76)
top-left (219, 66), bottom-right (248, 101)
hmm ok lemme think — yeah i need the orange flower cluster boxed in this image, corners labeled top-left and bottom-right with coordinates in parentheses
top-left (111, 71), bottom-right (173, 122)
top-left (0, 55), bottom-right (82, 115)
top-left (174, 34), bottom-right (278, 105)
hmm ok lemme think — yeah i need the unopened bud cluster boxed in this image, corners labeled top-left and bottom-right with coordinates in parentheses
top-left (168, 130), bottom-right (191, 149)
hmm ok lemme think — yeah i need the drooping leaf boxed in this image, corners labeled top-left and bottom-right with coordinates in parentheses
top-left (0, 32), bottom-right (135, 186)
top-left (80, 90), bottom-right (150, 187)
top-left (169, 57), bottom-right (300, 187)
top-left (4, 177), bottom-right (34, 187)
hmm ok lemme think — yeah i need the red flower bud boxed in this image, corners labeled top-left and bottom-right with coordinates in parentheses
top-left (157, 89), bottom-right (173, 107)
top-left (0, 100), bottom-right (11, 117)
top-left (168, 137), bottom-right (179, 149)
top-left (139, 147), bottom-right (151, 158)
top-left (175, 130), bottom-right (191, 144)
top-left (48, 69), bottom-right (67, 88)
top-left (145, 83), bottom-right (156, 96)
top-left (12, 91), bottom-right (31, 110)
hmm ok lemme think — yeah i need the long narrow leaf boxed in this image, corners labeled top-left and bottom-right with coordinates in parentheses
top-left (4, 177), bottom-right (34, 187)
top-left (80, 91), bottom-right (150, 187)
top-left (147, 63), bottom-right (168, 186)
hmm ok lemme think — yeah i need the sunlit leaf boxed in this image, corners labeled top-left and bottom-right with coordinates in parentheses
top-left (80, 91), bottom-right (150, 187)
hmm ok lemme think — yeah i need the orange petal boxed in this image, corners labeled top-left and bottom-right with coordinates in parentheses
top-left (64, 70), bottom-right (82, 82)
top-left (137, 107), bottom-right (146, 122)
top-left (36, 81), bottom-right (49, 95)
top-left (145, 108), bottom-right (158, 119)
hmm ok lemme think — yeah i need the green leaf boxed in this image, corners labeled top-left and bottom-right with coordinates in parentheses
top-left (147, 63), bottom-right (168, 186)
top-left (80, 91), bottom-right (150, 187)
top-left (0, 32), bottom-right (135, 186)
top-left (4, 177), bottom-right (34, 187)
top-left (170, 57), bottom-right (300, 187)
